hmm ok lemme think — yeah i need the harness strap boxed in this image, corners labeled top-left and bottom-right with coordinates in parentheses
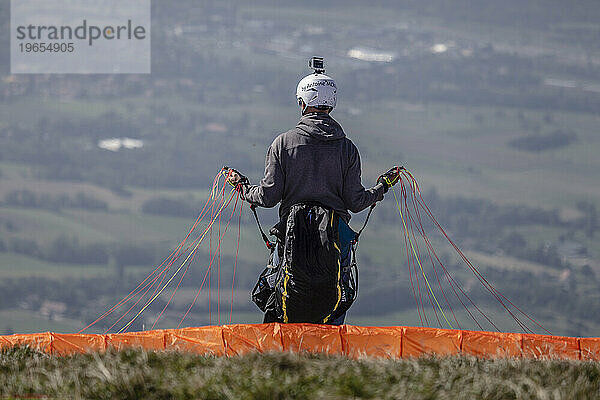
top-left (344, 202), bottom-right (375, 306)
top-left (355, 203), bottom-right (376, 242)
top-left (350, 244), bottom-right (359, 300)
top-left (251, 201), bottom-right (376, 252)
top-left (250, 204), bottom-right (274, 251)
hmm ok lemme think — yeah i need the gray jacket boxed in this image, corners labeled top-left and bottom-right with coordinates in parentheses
top-left (243, 112), bottom-right (385, 222)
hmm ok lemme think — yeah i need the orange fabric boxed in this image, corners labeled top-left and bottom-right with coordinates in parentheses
top-left (280, 323), bottom-right (342, 355)
top-left (522, 334), bottom-right (580, 360)
top-left (52, 333), bottom-right (105, 356)
top-left (462, 330), bottom-right (522, 358)
top-left (165, 326), bottom-right (224, 356)
top-left (0, 335), bottom-right (11, 349)
top-left (0, 333), bottom-right (52, 353)
top-left (341, 325), bottom-right (402, 359)
top-left (223, 323), bottom-right (283, 356)
top-left (579, 338), bottom-right (600, 361)
top-left (106, 330), bottom-right (165, 351)
top-left (403, 327), bottom-right (462, 358)
top-left (0, 325), bottom-right (598, 361)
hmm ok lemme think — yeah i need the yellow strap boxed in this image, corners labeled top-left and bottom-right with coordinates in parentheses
top-left (323, 240), bottom-right (342, 323)
top-left (281, 267), bottom-right (290, 323)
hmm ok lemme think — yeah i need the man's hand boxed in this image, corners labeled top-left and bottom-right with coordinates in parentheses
top-left (377, 166), bottom-right (403, 193)
top-left (223, 167), bottom-right (248, 187)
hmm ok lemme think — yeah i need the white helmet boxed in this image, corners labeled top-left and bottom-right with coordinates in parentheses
top-left (296, 73), bottom-right (337, 111)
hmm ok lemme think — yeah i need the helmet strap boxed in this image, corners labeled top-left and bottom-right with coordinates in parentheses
top-left (298, 99), bottom-right (307, 115)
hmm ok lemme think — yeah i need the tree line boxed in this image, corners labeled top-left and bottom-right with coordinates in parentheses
top-left (0, 235), bottom-right (162, 267)
top-left (4, 190), bottom-right (108, 212)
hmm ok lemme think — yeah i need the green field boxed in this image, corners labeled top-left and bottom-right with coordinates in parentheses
top-left (353, 101), bottom-right (600, 211)
top-left (0, 253), bottom-right (109, 279)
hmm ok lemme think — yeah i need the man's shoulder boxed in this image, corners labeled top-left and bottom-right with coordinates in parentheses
top-left (340, 136), bottom-right (358, 152)
top-left (270, 127), bottom-right (305, 149)
top-left (275, 127), bottom-right (299, 142)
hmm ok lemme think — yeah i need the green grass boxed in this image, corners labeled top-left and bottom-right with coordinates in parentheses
top-left (1, 347), bottom-right (599, 399)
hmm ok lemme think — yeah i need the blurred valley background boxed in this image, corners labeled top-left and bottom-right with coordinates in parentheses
top-left (1, 0), bottom-right (600, 336)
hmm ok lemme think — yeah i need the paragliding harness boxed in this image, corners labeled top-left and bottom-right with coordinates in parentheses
top-left (250, 201), bottom-right (375, 324)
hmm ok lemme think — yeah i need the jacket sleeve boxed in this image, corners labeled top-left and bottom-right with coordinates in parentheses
top-left (243, 144), bottom-right (284, 208)
top-left (342, 143), bottom-right (385, 213)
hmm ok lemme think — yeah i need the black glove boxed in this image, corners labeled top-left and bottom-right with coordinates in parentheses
top-left (377, 166), bottom-right (403, 193)
top-left (223, 166), bottom-right (249, 188)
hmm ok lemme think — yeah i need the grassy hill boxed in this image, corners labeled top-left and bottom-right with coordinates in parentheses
top-left (1, 347), bottom-right (599, 399)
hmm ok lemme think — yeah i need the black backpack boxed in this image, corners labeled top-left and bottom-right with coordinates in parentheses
top-left (251, 203), bottom-right (359, 324)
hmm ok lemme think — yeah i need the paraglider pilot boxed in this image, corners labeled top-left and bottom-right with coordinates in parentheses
top-left (227, 57), bottom-right (401, 325)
